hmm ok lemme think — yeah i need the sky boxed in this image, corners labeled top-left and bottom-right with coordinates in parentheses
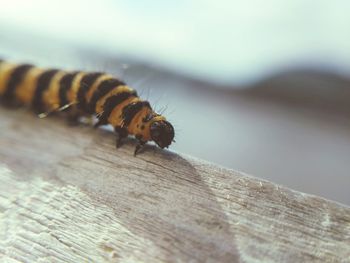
top-left (0, 0), bottom-right (349, 84)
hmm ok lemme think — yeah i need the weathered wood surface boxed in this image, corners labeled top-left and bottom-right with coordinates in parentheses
top-left (0, 107), bottom-right (349, 263)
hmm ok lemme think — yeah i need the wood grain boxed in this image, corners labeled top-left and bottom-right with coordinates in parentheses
top-left (0, 107), bottom-right (349, 263)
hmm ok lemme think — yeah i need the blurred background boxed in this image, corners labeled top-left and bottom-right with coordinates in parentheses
top-left (0, 0), bottom-right (349, 205)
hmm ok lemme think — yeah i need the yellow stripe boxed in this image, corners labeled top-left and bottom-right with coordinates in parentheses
top-left (150, 115), bottom-right (166, 123)
top-left (42, 71), bottom-right (67, 111)
top-left (67, 72), bottom-right (85, 104)
top-left (0, 62), bottom-right (17, 95)
top-left (15, 67), bottom-right (45, 105)
top-left (107, 97), bottom-right (140, 127)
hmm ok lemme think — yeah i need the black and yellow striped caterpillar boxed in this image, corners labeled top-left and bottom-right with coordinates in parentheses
top-left (0, 60), bottom-right (175, 155)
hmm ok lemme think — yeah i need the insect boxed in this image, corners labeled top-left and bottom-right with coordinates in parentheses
top-left (0, 60), bottom-right (175, 155)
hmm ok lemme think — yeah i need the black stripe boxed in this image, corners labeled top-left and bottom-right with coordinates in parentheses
top-left (77, 72), bottom-right (103, 111)
top-left (95, 91), bottom-right (136, 127)
top-left (122, 101), bottom-right (151, 127)
top-left (32, 69), bottom-right (59, 113)
top-left (59, 72), bottom-right (79, 107)
top-left (2, 64), bottom-right (33, 101)
top-left (87, 78), bottom-right (127, 114)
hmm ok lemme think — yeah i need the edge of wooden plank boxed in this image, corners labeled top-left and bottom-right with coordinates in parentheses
top-left (0, 108), bottom-right (349, 262)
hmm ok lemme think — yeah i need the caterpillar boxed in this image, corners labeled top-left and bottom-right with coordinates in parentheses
top-left (0, 60), bottom-right (175, 155)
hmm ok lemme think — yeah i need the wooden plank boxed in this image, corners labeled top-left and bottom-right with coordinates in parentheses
top-left (0, 107), bottom-right (349, 263)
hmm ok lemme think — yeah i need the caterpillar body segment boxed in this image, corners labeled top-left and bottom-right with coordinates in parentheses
top-left (0, 61), bottom-right (175, 155)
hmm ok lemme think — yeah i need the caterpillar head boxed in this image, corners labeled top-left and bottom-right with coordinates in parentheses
top-left (150, 120), bottom-right (175, 149)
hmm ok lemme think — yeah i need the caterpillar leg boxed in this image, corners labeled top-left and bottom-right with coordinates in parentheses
top-left (68, 114), bottom-right (94, 126)
top-left (115, 126), bottom-right (128, 148)
top-left (64, 105), bottom-right (93, 126)
top-left (0, 97), bottom-right (21, 108)
top-left (67, 114), bottom-right (81, 126)
top-left (66, 109), bottom-right (84, 126)
top-left (134, 139), bottom-right (146, 156)
top-left (94, 117), bottom-right (107, 128)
